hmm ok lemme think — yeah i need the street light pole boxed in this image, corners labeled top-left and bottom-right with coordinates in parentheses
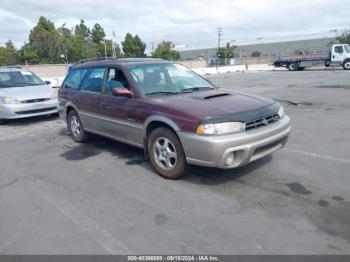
top-left (112, 31), bottom-right (117, 59)
top-left (23, 41), bottom-right (28, 67)
top-left (100, 40), bottom-right (107, 60)
top-left (64, 48), bottom-right (68, 64)
top-left (217, 27), bottom-right (222, 68)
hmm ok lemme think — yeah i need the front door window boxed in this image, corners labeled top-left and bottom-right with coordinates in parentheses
top-left (105, 68), bottom-right (130, 94)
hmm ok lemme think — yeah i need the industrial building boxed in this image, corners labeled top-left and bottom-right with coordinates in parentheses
top-left (178, 37), bottom-right (337, 65)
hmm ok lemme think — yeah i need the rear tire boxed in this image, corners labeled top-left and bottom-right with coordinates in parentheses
top-left (147, 127), bottom-right (188, 179)
top-left (0, 119), bottom-right (6, 125)
top-left (342, 59), bottom-right (350, 70)
top-left (288, 62), bottom-right (299, 71)
top-left (325, 60), bottom-right (331, 67)
top-left (67, 110), bottom-right (89, 143)
top-left (298, 67), bottom-right (305, 71)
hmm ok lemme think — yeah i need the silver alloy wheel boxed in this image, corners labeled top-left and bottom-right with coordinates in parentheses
top-left (289, 63), bottom-right (296, 70)
top-left (153, 137), bottom-right (177, 170)
top-left (70, 115), bottom-right (81, 138)
top-left (345, 62), bottom-right (350, 70)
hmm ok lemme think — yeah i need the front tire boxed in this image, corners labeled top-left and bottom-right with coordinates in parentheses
top-left (288, 62), bottom-right (299, 71)
top-left (343, 59), bottom-right (350, 70)
top-left (147, 127), bottom-right (188, 179)
top-left (67, 110), bottom-right (89, 142)
top-left (325, 60), bottom-right (331, 67)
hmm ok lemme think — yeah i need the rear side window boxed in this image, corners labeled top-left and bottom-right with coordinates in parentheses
top-left (63, 69), bottom-right (87, 90)
top-left (81, 68), bottom-right (106, 93)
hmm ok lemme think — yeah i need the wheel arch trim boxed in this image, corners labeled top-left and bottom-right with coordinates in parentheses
top-left (64, 102), bottom-right (80, 119)
top-left (143, 115), bottom-right (181, 137)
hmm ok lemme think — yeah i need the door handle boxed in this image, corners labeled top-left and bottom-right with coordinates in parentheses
top-left (73, 99), bottom-right (79, 103)
top-left (99, 104), bottom-right (107, 107)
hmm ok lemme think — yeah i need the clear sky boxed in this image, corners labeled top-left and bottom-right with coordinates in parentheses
top-left (0, 0), bottom-right (349, 50)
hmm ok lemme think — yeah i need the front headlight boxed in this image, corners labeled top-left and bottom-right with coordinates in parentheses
top-left (278, 106), bottom-right (285, 119)
top-left (0, 96), bottom-right (21, 104)
top-left (197, 122), bottom-right (245, 135)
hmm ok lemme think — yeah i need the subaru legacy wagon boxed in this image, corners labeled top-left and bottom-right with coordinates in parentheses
top-left (58, 58), bottom-right (291, 179)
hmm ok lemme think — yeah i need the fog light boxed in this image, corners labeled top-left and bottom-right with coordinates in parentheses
top-left (225, 152), bottom-right (235, 166)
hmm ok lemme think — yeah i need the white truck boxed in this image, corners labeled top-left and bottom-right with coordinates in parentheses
top-left (273, 44), bottom-right (350, 71)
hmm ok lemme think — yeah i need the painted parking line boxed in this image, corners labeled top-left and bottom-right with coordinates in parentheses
top-left (27, 179), bottom-right (132, 254)
top-left (285, 148), bottom-right (350, 165)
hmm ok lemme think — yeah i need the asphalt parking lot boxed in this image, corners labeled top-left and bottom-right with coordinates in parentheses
top-left (0, 70), bottom-right (350, 255)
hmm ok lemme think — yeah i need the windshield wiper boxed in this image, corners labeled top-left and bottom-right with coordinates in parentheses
top-left (180, 87), bottom-right (213, 93)
top-left (144, 91), bottom-right (179, 96)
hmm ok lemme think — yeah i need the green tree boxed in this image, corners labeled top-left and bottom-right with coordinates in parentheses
top-left (0, 47), bottom-right (7, 65)
top-left (91, 23), bottom-right (106, 44)
top-left (28, 16), bottom-right (60, 63)
top-left (215, 43), bottom-right (236, 65)
top-left (121, 33), bottom-right (146, 57)
top-left (20, 43), bottom-right (40, 64)
top-left (4, 17), bottom-right (122, 64)
top-left (5, 40), bottom-right (18, 65)
top-left (337, 30), bottom-right (350, 45)
top-left (152, 41), bottom-right (180, 60)
top-left (69, 20), bottom-right (96, 61)
top-left (217, 43), bottom-right (236, 60)
top-left (251, 51), bottom-right (262, 57)
top-left (0, 40), bottom-right (20, 65)
top-left (75, 20), bottom-right (91, 40)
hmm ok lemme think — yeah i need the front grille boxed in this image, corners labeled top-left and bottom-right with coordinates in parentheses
top-left (15, 107), bottom-right (57, 115)
top-left (21, 98), bottom-right (50, 103)
top-left (245, 113), bottom-right (280, 131)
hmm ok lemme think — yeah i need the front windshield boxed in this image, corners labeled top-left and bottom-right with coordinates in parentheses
top-left (128, 63), bottom-right (215, 96)
top-left (344, 44), bottom-right (350, 53)
top-left (0, 71), bottom-right (45, 88)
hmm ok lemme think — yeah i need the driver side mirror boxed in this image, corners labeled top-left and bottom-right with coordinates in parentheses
top-left (112, 87), bottom-right (133, 98)
top-left (44, 80), bottom-right (51, 85)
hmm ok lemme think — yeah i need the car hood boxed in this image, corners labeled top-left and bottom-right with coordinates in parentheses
top-left (0, 85), bottom-right (53, 101)
top-left (150, 89), bottom-right (278, 122)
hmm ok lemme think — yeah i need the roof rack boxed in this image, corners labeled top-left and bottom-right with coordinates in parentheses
top-left (78, 57), bottom-right (117, 63)
top-left (78, 57), bottom-right (165, 64)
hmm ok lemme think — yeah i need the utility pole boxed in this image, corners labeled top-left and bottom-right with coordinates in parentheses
top-left (217, 27), bottom-right (222, 67)
top-left (64, 48), bottom-right (69, 64)
top-left (23, 41), bottom-right (28, 67)
top-left (112, 31), bottom-right (117, 59)
top-left (100, 40), bottom-right (107, 60)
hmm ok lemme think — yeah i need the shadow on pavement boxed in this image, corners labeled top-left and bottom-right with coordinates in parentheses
top-left (59, 128), bottom-right (273, 184)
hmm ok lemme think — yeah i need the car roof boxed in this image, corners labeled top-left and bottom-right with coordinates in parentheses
top-left (71, 58), bottom-right (170, 70)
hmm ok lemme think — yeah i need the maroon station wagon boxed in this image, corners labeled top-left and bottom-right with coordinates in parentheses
top-left (58, 58), bottom-right (291, 179)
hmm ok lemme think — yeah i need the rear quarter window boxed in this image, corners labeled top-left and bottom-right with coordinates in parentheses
top-left (62, 69), bottom-right (88, 90)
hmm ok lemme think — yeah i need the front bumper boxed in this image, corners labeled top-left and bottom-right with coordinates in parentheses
top-left (178, 116), bottom-right (291, 169)
top-left (0, 99), bottom-right (58, 119)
